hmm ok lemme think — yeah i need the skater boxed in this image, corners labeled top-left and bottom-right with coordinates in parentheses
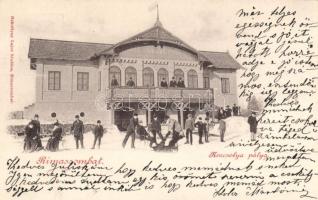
top-left (248, 112), bottom-right (258, 141)
top-left (31, 114), bottom-right (43, 150)
top-left (24, 122), bottom-right (37, 152)
top-left (92, 120), bottom-right (104, 149)
top-left (225, 105), bottom-right (232, 118)
top-left (149, 115), bottom-right (164, 146)
top-left (166, 115), bottom-right (183, 147)
top-left (217, 107), bottom-right (225, 120)
top-left (195, 117), bottom-right (204, 144)
top-left (219, 118), bottom-right (226, 142)
top-left (122, 113), bottom-right (139, 149)
top-left (46, 122), bottom-right (63, 152)
top-left (184, 114), bottom-right (194, 145)
top-left (203, 118), bottom-right (209, 142)
top-left (232, 104), bottom-right (239, 116)
top-left (71, 115), bottom-right (84, 149)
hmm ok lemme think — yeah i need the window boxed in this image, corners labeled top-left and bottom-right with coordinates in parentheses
top-left (158, 68), bottom-right (169, 86)
top-left (174, 69), bottom-right (184, 81)
top-left (98, 71), bottom-right (101, 91)
top-left (77, 72), bottom-right (89, 91)
top-left (143, 67), bottom-right (154, 87)
top-left (221, 78), bottom-right (230, 93)
top-left (125, 67), bottom-right (137, 86)
top-left (187, 70), bottom-right (198, 88)
top-left (204, 77), bottom-right (210, 88)
top-left (109, 66), bottom-right (121, 87)
top-left (48, 71), bottom-right (61, 90)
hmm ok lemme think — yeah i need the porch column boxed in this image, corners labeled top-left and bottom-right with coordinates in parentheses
top-left (147, 109), bottom-right (151, 125)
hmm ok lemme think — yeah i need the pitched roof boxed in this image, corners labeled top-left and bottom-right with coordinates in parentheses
top-left (28, 38), bottom-right (241, 69)
top-left (200, 51), bottom-right (242, 69)
top-left (28, 38), bottom-right (113, 60)
top-left (98, 23), bottom-right (198, 55)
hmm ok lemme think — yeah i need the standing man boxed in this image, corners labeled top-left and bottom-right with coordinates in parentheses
top-left (164, 115), bottom-right (183, 148)
top-left (122, 113), bottom-right (139, 149)
top-left (195, 117), bottom-right (204, 144)
top-left (232, 104), bottom-right (239, 116)
top-left (248, 112), bottom-right (258, 141)
top-left (225, 105), bottom-right (232, 118)
top-left (31, 114), bottom-right (43, 150)
top-left (203, 118), bottom-right (210, 143)
top-left (160, 77), bottom-right (168, 88)
top-left (149, 115), bottom-right (164, 145)
top-left (184, 114), bottom-right (194, 145)
top-left (126, 77), bottom-right (135, 87)
top-left (111, 75), bottom-right (119, 87)
top-left (177, 77), bottom-right (185, 88)
top-left (219, 118), bottom-right (226, 142)
top-left (71, 115), bottom-right (84, 149)
top-left (169, 76), bottom-right (177, 87)
top-left (92, 120), bottom-right (104, 149)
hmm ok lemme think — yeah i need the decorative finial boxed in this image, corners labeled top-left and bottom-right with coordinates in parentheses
top-left (154, 4), bottom-right (162, 27)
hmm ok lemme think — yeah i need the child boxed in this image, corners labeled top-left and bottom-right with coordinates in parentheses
top-left (92, 120), bottom-right (104, 149)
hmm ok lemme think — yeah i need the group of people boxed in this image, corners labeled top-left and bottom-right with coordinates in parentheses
top-left (122, 113), bottom-right (184, 151)
top-left (217, 104), bottom-right (240, 120)
top-left (110, 75), bottom-right (187, 88)
top-left (23, 107), bottom-right (259, 152)
top-left (160, 76), bottom-right (185, 88)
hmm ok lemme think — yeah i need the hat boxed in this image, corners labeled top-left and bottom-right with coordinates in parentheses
top-left (34, 114), bottom-right (39, 118)
top-left (97, 120), bottom-right (101, 123)
top-left (53, 122), bottom-right (59, 126)
top-left (198, 117), bottom-right (202, 120)
top-left (80, 112), bottom-right (85, 117)
top-left (133, 113), bottom-right (138, 116)
top-left (51, 112), bottom-right (56, 118)
top-left (164, 115), bottom-right (170, 119)
top-left (75, 115), bottom-right (79, 118)
top-left (153, 115), bottom-right (158, 118)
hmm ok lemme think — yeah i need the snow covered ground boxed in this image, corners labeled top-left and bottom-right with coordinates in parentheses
top-left (3, 116), bottom-right (251, 158)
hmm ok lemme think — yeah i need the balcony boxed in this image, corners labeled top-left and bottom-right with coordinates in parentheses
top-left (108, 87), bottom-right (214, 103)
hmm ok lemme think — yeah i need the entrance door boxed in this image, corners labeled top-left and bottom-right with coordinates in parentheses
top-left (115, 110), bottom-right (133, 131)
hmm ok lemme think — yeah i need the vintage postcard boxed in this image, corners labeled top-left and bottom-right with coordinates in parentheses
top-left (0, 0), bottom-right (317, 199)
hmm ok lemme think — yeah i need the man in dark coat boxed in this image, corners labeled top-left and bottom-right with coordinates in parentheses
top-left (24, 122), bottom-right (37, 152)
top-left (217, 107), bottom-right (225, 120)
top-left (122, 113), bottom-right (139, 149)
top-left (177, 77), bottom-right (185, 88)
top-left (160, 78), bottom-right (168, 88)
top-left (111, 75), bottom-right (119, 87)
top-left (46, 122), bottom-right (63, 152)
top-left (149, 115), bottom-right (164, 145)
top-left (248, 112), bottom-right (258, 141)
top-left (30, 114), bottom-right (43, 150)
top-left (169, 76), bottom-right (177, 87)
top-left (92, 120), bottom-right (104, 149)
top-left (195, 117), bottom-right (204, 144)
top-left (71, 115), bottom-right (84, 149)
top-left (232, 104), bottom-right (239, 116)
top-left (225, 105), bottom-right (232, 118)
top-left (126, 77), bottom-right (135, 87)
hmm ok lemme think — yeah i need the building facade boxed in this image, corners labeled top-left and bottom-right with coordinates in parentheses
top-left (25, 19), bottom-right (240, 129)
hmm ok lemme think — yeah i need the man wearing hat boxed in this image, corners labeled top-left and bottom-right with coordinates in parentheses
top-left (149, 115), bottom-right (164, 145)
top-left (30, 114), bottom-right (43, 151)
top-left (248, 112), bottom-right (258, 141)
top-left (184, 114), bottom-right (194, 145)
top-left (71, 115), bottom-right (84, 149)
top-left (92, 120), bottom-right (104, 149)
top-left (122, 113), bottom-right (139, 148)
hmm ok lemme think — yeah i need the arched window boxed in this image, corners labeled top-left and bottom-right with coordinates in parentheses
top-left (188, 70), bottom-right (198, 88)
top-left (143, 67), bottom-right (154, 87)
top-left (174, 69), bottom-right (184, 82)
top-left (109, 66), bottom-right (121, 87)
top-left (125, 67), bottom-right (137, 87)
top-left (158, 68), bottom-right (169, 87)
